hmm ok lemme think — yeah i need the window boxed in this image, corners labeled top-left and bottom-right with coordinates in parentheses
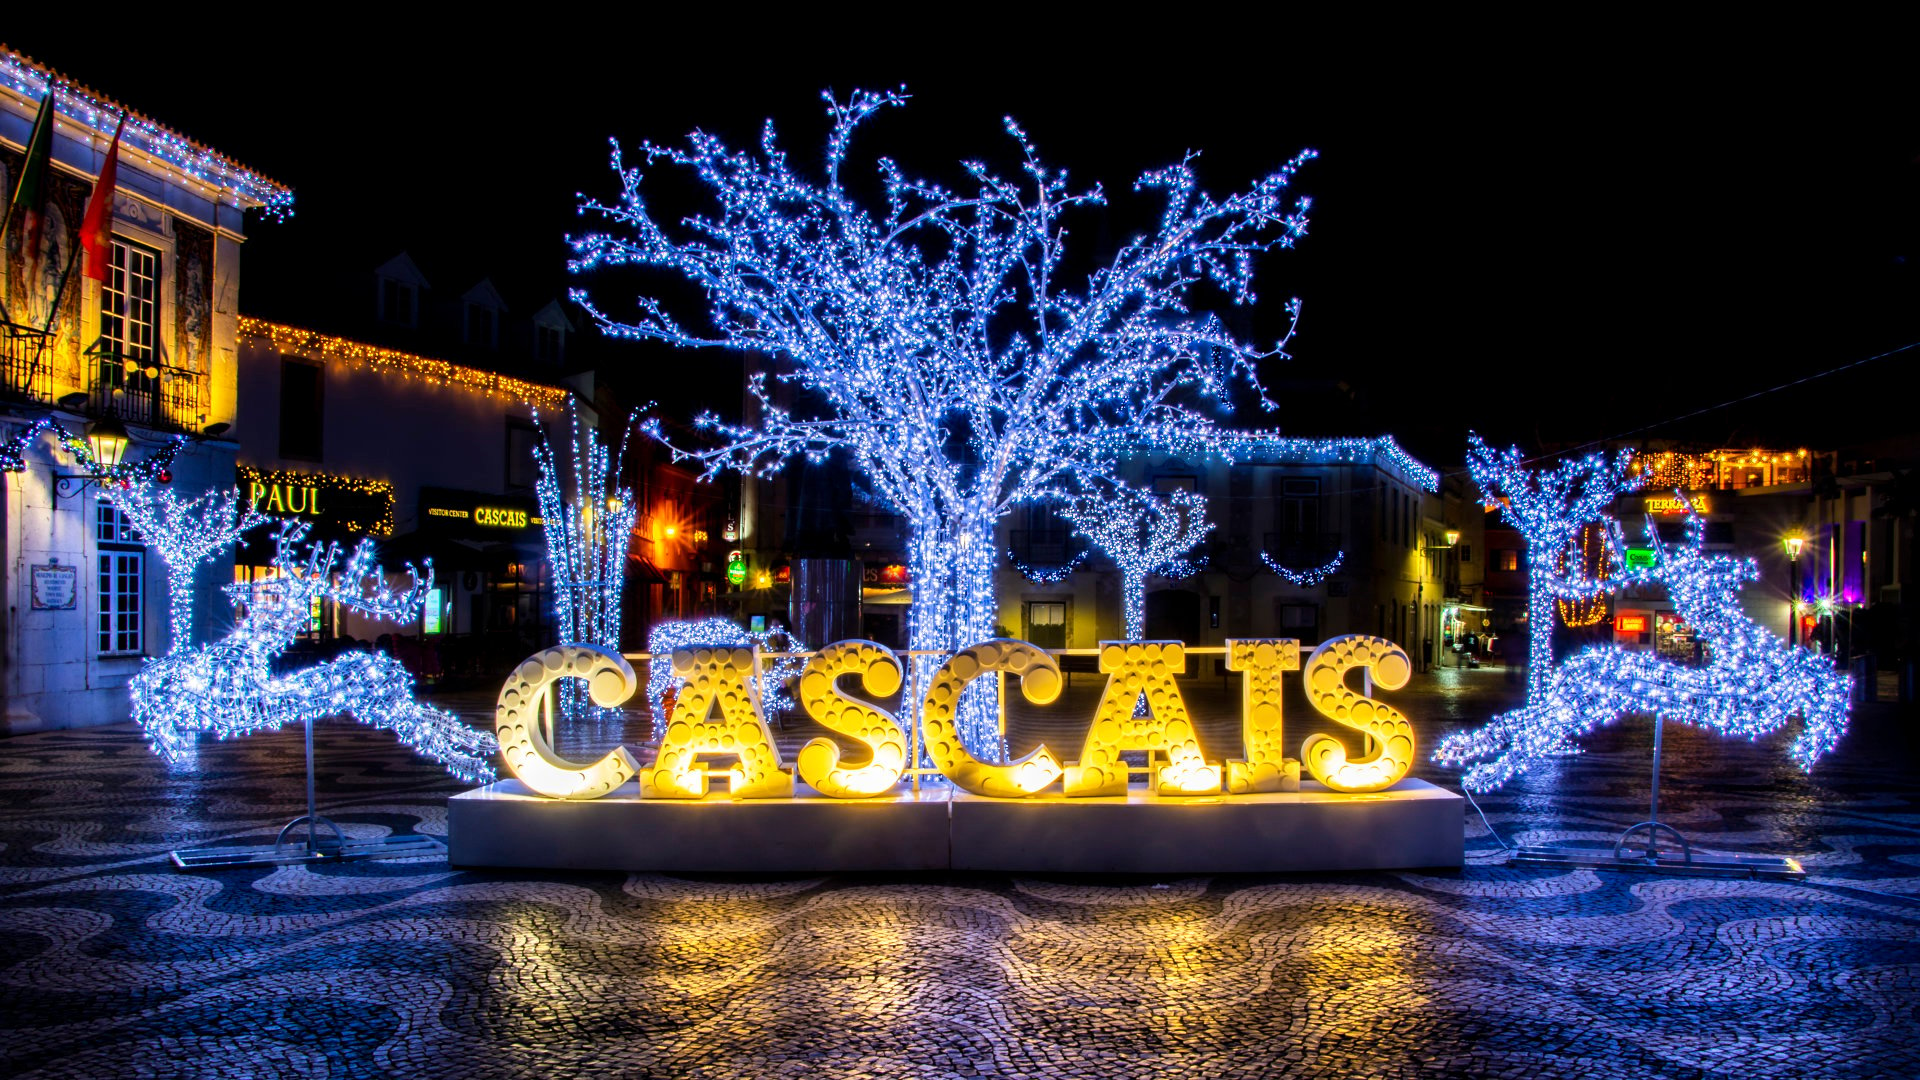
top-left (507, 420), bottom-right (541, 490)
top-left (537, 324), bottom-right (564, 363)
top-left (1279, 478), bottom-right (1320, 535)
top-left (279, 359), bottom-right (325, 461)
top-left (379, 278), bottom-right (417, 327)
top-left (1153, 475), bottom-right (1198, 494)
top-left (1280, 602), bottom-right (1319, 645)
top-left (1459, 544), bottom-right (1473, 564)
top-left (96, 499), bottom-right (144, 656)
top-left (1025, 601), bottom-right (1067, 649)
top-left (465, 303), bottom-right (498, 348)
top-left (1495, 550), bottom-right (1520, 572)
top-left (99, 239), bottom-right (158, 398)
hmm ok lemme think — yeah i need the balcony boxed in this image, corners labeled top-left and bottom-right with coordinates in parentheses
top-left (3, 322), bottom-right (207, 435)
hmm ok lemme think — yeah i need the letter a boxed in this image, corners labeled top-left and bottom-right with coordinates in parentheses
top-left (1064, 641), bottom-right (1220, 797)
top-left (642, 644), bottom-right (793, 799)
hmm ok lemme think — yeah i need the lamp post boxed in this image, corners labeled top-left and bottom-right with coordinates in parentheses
top-left (1783, 533), bottom-right (1806, 647)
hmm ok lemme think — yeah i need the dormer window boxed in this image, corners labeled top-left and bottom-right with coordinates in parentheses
top-left (537, 323), bottom-right (564, 363)
top-left (380, 278), bottom-right (417, 327)
top-left (465, 302), bottom-right (498, 348)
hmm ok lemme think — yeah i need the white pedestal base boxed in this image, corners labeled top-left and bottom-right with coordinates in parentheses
top-left (949, 779), bottom-right (1462, 873)
top-left (447, 778), bottom-right (1463, 873)
top-left (448, 780), bottom-right (951, 872)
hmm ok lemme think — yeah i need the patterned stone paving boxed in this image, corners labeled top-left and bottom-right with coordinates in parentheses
top-left (1, 667), bottom-right (1917, 1078)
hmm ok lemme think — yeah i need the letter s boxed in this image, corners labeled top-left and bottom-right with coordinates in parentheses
top-left (1300, 634), bottom-right (1416, 793)
top-left (795, 640), bottom-right (907, 798)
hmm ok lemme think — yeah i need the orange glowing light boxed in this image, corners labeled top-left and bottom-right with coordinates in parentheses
top-left (1616, 614), bottom-right (1648, 634)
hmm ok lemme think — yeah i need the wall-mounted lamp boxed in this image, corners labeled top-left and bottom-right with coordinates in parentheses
top-left (53, 417), bottom-right (131, 501)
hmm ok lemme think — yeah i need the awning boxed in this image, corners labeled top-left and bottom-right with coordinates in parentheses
top-left (862, 586), bottom-right (912, 605)
top-left (629, 556), bottom-right (667, 585)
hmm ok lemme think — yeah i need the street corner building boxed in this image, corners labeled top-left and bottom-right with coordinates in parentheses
top-left (1, 49), bottom-right (288, 731)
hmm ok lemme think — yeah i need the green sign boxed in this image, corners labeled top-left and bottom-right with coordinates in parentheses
top-left (1625, 547), bottom-right (1657, 570)
top-left (726, 555), bottom-right (748, 586)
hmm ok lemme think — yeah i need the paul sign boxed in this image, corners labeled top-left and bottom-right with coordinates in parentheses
top-left (494, 634), bottom-right (1417, 802)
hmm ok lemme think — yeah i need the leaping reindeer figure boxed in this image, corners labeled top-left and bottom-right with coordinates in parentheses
top-left (131, 521), bottom-right (497, 784)
top-left (1435, 513), bottom-right (1851, 794)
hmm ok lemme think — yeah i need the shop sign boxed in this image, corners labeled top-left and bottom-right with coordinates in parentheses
top-left (496, 634), bottom-right (1419, 802)
top-left (238, 467), bottom-right (396, 536)
top-left (1615, 613), bottom-right (1648, 634)
top-left (421, 488), bottom-right (543, 536)
top-left (1645, 494), bottom-right (1709, 515)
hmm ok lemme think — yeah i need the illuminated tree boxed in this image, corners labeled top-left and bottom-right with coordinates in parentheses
top-left (573, 88), bottom-right (1314, 756)
top-left (130, 521), bottom-right (496, 783)
top-left (1465, 434), bottom-right (1638, 701)
top-left (1060, 485), bottom-right (1211, 639)
top-left (1435, 514), bottom-right (1851, 791)
top-left (534, 404), bottom-right (638, 722)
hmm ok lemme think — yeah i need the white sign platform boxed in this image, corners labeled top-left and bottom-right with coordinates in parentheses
top-left (448, 778), bottom-right (1463, 873)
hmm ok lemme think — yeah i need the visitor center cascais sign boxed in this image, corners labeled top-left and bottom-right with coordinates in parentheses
top-left (495, 634), bottom-right (1420, 802)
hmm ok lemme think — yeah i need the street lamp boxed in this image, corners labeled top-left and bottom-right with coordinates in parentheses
top-left (52, 416), bottom-right (132, 501)
top-left (1783, 532), bottom-right (1806, 647)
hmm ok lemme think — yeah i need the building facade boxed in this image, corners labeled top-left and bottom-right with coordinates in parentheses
top-left (231, 319), bottom-right (576, 680)
top-left (2, 50), bottom-right (290, 731)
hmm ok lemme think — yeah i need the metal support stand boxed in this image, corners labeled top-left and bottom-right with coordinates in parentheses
top-left (1508, 717), bottom-right (1804, 880)
top-left (171, 715), bottom-right (446, 870)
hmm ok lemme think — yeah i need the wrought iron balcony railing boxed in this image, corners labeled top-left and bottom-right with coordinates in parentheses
top-left (2, 322), bottom-right (207, 435)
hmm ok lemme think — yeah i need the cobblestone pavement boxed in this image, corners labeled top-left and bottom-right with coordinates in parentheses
top-left (2, 667), bottom-right (1917, 1078)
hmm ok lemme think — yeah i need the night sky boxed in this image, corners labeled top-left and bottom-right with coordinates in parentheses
top-left (15, 27), bottom-right (1917, 465)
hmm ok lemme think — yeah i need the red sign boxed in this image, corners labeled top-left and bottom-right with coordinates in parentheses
top-left (1615, 614), bottom-right (1648, 634)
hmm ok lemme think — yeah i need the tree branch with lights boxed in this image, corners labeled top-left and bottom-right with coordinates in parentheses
top-left (572, 88), bottom-right (1313, 756)
top-left (1060, 484), bottom-right (1212, 640)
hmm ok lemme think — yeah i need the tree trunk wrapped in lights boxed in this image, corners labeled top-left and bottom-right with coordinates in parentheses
top-left (572, 89), bottom-right (1313, 759)
top-left (533, 404), bottom-right (638, 725)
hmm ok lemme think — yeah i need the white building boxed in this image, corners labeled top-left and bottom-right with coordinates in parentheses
top-left (2, 48), bottom-right (291, 732)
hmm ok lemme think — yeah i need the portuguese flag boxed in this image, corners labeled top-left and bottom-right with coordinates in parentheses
top-left (2, 90), bottom-right (56, 259)
top-left (79, 115), bottom-right (125, 281)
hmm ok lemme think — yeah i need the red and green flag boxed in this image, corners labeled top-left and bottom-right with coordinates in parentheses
top-left (1, 90), bottom-right (56, 259)
top-left (79, 115), bottom-right (125, 281)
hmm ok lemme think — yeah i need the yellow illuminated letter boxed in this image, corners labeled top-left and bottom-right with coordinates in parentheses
top-left (495, 644), bottom-right (641, 799)
top-left (1300, 634), bottom-right (1416, 793)
top-left (921, 639), bottom-right (1063, 797)
top-left (795, 640), bottom-right (908, 798)
top-left (1225, 638), bottom-right (1302, 793)
top-left (642, 645), bottom-right (793, 800)
top-left (1065, 641), bottom-right (1220, 796)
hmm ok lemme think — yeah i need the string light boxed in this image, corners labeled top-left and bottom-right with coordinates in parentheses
top-left (577, 88), bottom-right (1315, 758)
top-left (1434, 514), bottom-right (1852, 792)
top-left (1, 48), bottom-right (294, 218)
top-left (239, 318), bottom-right (570, 410)
top-left (533, 403), bottom-right (637, 723)
top-left (236, 466), bottom-right (396, 536)
top-left (1261, 549), bottom-right (1344, 586)
top-left (129, 521), bottom-right (497, 784)
top-left (1060, 486), bottom-right (1212, 640)
top-left (644, 618), bottom-right (810, 719)
top-left (1005, 548), bottom-right (1087, 585)
top-left (1557, 522), bottom-right (1611, 628)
